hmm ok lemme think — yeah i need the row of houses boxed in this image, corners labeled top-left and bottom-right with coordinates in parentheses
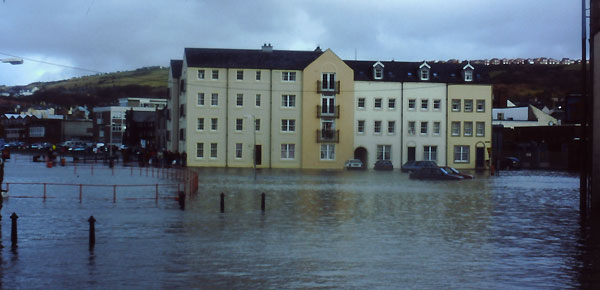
top-left (166, 45), bottom-right (493, 170)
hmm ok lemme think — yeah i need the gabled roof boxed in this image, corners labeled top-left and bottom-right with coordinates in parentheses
top-left (345, 60), bottom-right (490, 84)
top-left (170, 59), bottom-right (183, 78)
top-left (419, 61), bottom-right (431, 69)
top-left (184, 48), bottom-right (323, 70)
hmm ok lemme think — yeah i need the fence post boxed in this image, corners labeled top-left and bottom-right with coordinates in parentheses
top-left (43, 183), bottom-right (47, 201)
top-left (6, 182), bottom-right (9, 194)
top-left (113, 185), bottom-right (116, 203)
top-left (261, 192), bottom-right (266, 212)
top-left (74, 163), bottom-right (77, 176)
top-left (88, 216), bottom-right (96, 250)
top-left (91, 165), bottom-right (94, 176)
top-left (10, 212), bottom-right (18, 248)
top-left (220, 192), bottom-right (225, 213)
top-left (155, 184), bottom-right (159, 204)
top-left (79, 184), bottom-right (83, 203)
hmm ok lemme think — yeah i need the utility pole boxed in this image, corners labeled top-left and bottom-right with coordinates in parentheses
top-left (581, 0), bottom-right (590, 221)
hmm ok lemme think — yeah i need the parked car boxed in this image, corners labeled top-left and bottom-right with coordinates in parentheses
top-left (441, 166), bottom-right (473, 179)
top-left (374, 160), bottom-right (393, 170)
top-left (344, 159), bottom-right (364, 170)
top-left (401, 160), bottom-right (438, 173)
top-left (409, 167), bottom-right (464, 180)
top-left (501, 157), bottom-right (521, 170)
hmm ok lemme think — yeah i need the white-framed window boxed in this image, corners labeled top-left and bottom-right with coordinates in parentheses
top-left (451, 121), bottom-right (460, 136)
top-left (282, 95), bottom-right (296, 108)
top-left (433, 99), bottom-right (441, 110)
top-left (377, 145), bottom-right (391, 161)
top-left (374, 121), bottom-right (382, 134)
top-left (421, 99), bottom-right (428, 110)
top-left (256, 71), bottom-right (261, 81)
top-left (197, 93), bottom-right (205, 106)
top-left (477, 100), bottom-right (485, 112)
top-left (424, 146), bottom-right (437, 161)
top-left (388, 121), bottom-right (395, 134)
top-left (452, 99), bottom-right (461, 112)
top-left (374, 66), bottom-right (383, 79)
top-left (420, 121), bottom-right (428, 135)
top-left (211, 118), bottom-right (218, 131)
top-left (255, 119), bottom-right (261, 131)
top-left (179, 129), bottom-right (185, 141)
top-left (256, 94), bottom-right (261, 107)
top-left (198, 70), bottom-right (205, 80)
top-left (236, 94), bottom-right (244, 107)
top-left (408, 99), bottom-right (416, 110)
top-left (464, 70), bottom-right (473, 82)
top-left (433, 122), bottom-right (440, 135)
top-left (196, 143), bottom-right (204, 158)
top-left (235, 143), bottom-right (243, 159)
top-left (281, 144), bottom-right (295, 160)
top-left (464, 99), bottom-right (473, 112)
top-left (236, 118), bottom-right (243, 131)
top-left (112, 123), bottom-right (122, 132)
top-left (388, 98), bottom-right (396, 109)
top-left (320, 144), bottom-right (335, 160)
top-left (29, 126), bottom-right (45, 137)
top-left (212, 70), bottom-right (219, 80)
top-left (357, 120), bottom-right (365, 134)
top-left (476, 122), bottom-right (485, 137)
top-left (236, 70), bottom-right (244, 80)
top-left (282, 71), bottom-right (296, 82)
top-left (454, 145), bottom-right (470, 163)
top-left (464, 121), bottom-right (473, 136)
top-left (321, 73), bottom-right (336, 91)
top-left (420, 68), bottom-right (429, 80)
top-left (281, 119), bottom-right (295, 132)
top-left (408, 121), bottom-right (416, 135)
top-left (357, 98), bottom-right (366, 109)
top-left (197, 118), bottom-right (204, 131)
top-left (211, 93), bottom-right (219, 106)
top-left (210, 143), bottom-right (218, 158)
top-left (374, 98), bottom-right (382, 109)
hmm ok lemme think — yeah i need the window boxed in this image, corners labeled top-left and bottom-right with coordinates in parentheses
top-left (198, 70), bottom-right (205, 79)
top-left (476, 122), bottom-right (485, 137)
top-left (236, 118), bottom-right (243, 131)
top-left (281, 119), bottom-right (295, 132)
top-left (433, 99), bottom-right (441, 110)
top-left (464, 99), bottom-right (473, 112)
top-left (211, 93), bottom-right (219, 106)
top-left (282, 71), bottom-right (296, 81)
top-left (465, 70), bottom-right (473, 82)
top-left (179, 104), bottom-right (185, 117)
top-left (452, 99), bottom-right (461, 111)
top-left (256, 94), bottom-right (261, 107)
top-left (282, 95), bottom-right (296, 108)
top-left (281, 144), bottom-right (295, 159)
top-left (451, 122), bottom-right (460, 136)
top-left (212, 70), bottom-right (219, 80)
top-left (464, 122), bottom-right (473, 136)
top-left (374, 98), bottom-right (382, 109)
top-left (357, 120), bottom-right (365, 133)
top-left (374, 121), bottom-right (382, 134)
top-left (424, 146), bottom-right (437, 161)
top-left (420, 68), bottom-right (429, 80)
top-left (197, 93), bottom-right (205, 106)
top-left (211, 118), bottom-right (218, 131)
top-left (408, 121), bottom-right (416, 135)
top-left (420, 121), bottom-right (428, 135)
top-left (196, 143), bottom-right (204, 158)
top-left (179, 128), bottom-right (185, 141)
top-left (236, 94), bottom-right (244, 107)
top-left (255, 119), bottom-right (261, 131)
top-left (210, 143), bottom-right (218, 158)
top-left (433, 122), bottom-right (440, 135)
top-left (476, 100), bottom-right (485, 112)
top-left (235, 143), bottom-right (243, 158)
top-left (236, 70), bottom-right (243, 80)
top-left (408, 99), bottom-right (416, 110)
top-left (388, 121), bottom-right (395, 134)
top-left (377, 145), bottom-right (391, 161)
top-left (320, 144), bottom-right (335, 160)
top-left (112, 123), bottom-right (122, 132)
top-left (421, 99), bottom-right (428, 110)
top-left (321, 73), bottom-right (335, 91)
top-left (388, 98), bottom-right (396, 109)
top-left (197, 118), bottom-right (204, 131)
top-left (357, 98), bottom-right (365, 109)
top-left (256, 71), bottom-right (261, 81)
top-left (374, 66), bottom-right (383, 79)
top-left (29, 126), bottom-right (45, 137)
top-left (454, 145), bottom-right (470, 163)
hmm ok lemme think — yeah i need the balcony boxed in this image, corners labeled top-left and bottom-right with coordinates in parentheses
top-left (316, 130), bottom-right (339, 143)
top-left (316, 105), bottom-right (340, 118)
top-left (317, 80), bottom-right (340, 94)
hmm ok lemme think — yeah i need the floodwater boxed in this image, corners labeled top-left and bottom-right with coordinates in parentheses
top-left (1, 154), bottom-right (599, 289)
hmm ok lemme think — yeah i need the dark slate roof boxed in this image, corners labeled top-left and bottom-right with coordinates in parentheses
top-left (344, 60), bottom-right (490, 84)
top-left (170, 59), bottom-right (183, 78)
top-left (184, 48), bottom-right (323, 70)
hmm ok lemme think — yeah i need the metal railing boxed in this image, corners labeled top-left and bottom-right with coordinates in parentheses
top-left (316, 130), bottom-right (339, 143)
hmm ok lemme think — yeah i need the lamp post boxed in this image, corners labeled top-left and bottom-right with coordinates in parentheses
top-left (244, 115), bottom-right (256, 180)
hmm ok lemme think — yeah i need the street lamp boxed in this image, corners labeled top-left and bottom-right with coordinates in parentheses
top-left (244, 115), bottom-right (256, 180)
top-left (1, 58), bottom-right (23, 65)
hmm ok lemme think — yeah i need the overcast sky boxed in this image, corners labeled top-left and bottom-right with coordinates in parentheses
top-left (0, 0), bottom-right (585, 86)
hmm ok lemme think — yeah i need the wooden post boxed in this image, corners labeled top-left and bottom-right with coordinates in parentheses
top-left (79, 184), bottom-right (83, 203)
top-left (10, 212), bottom-right (18, 248)
top-left (220, 192), bottom-right (225, 213)
top-left (43, 183), bottom-right (47, 201)
top-left (88, 216), bottom-right (96, 250)
top-left (155, 184), bottom-right (159, 204)
top-left (113, 185), bottom-right (116, 203)
top-left (261, 192), bottom-right (266, 212)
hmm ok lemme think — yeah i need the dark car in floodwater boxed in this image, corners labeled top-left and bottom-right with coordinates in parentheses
top-left (501, 157), bottom-right (521, 170)
top-left (409, 167), bottom-right (464, 180)
top-left (401, 160), bottom-right (438, 173)
top-left (374, 160), bottom-right (393, 171)
top-left (441, 167), bottom-right (473, 179)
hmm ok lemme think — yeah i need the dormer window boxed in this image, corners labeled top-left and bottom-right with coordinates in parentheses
top-left (419, 61), bottom-right (431, 81)
top-left (463, 62), bottom-right (475, 82)
top-left (373, 61), bottom-right (384, 80)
